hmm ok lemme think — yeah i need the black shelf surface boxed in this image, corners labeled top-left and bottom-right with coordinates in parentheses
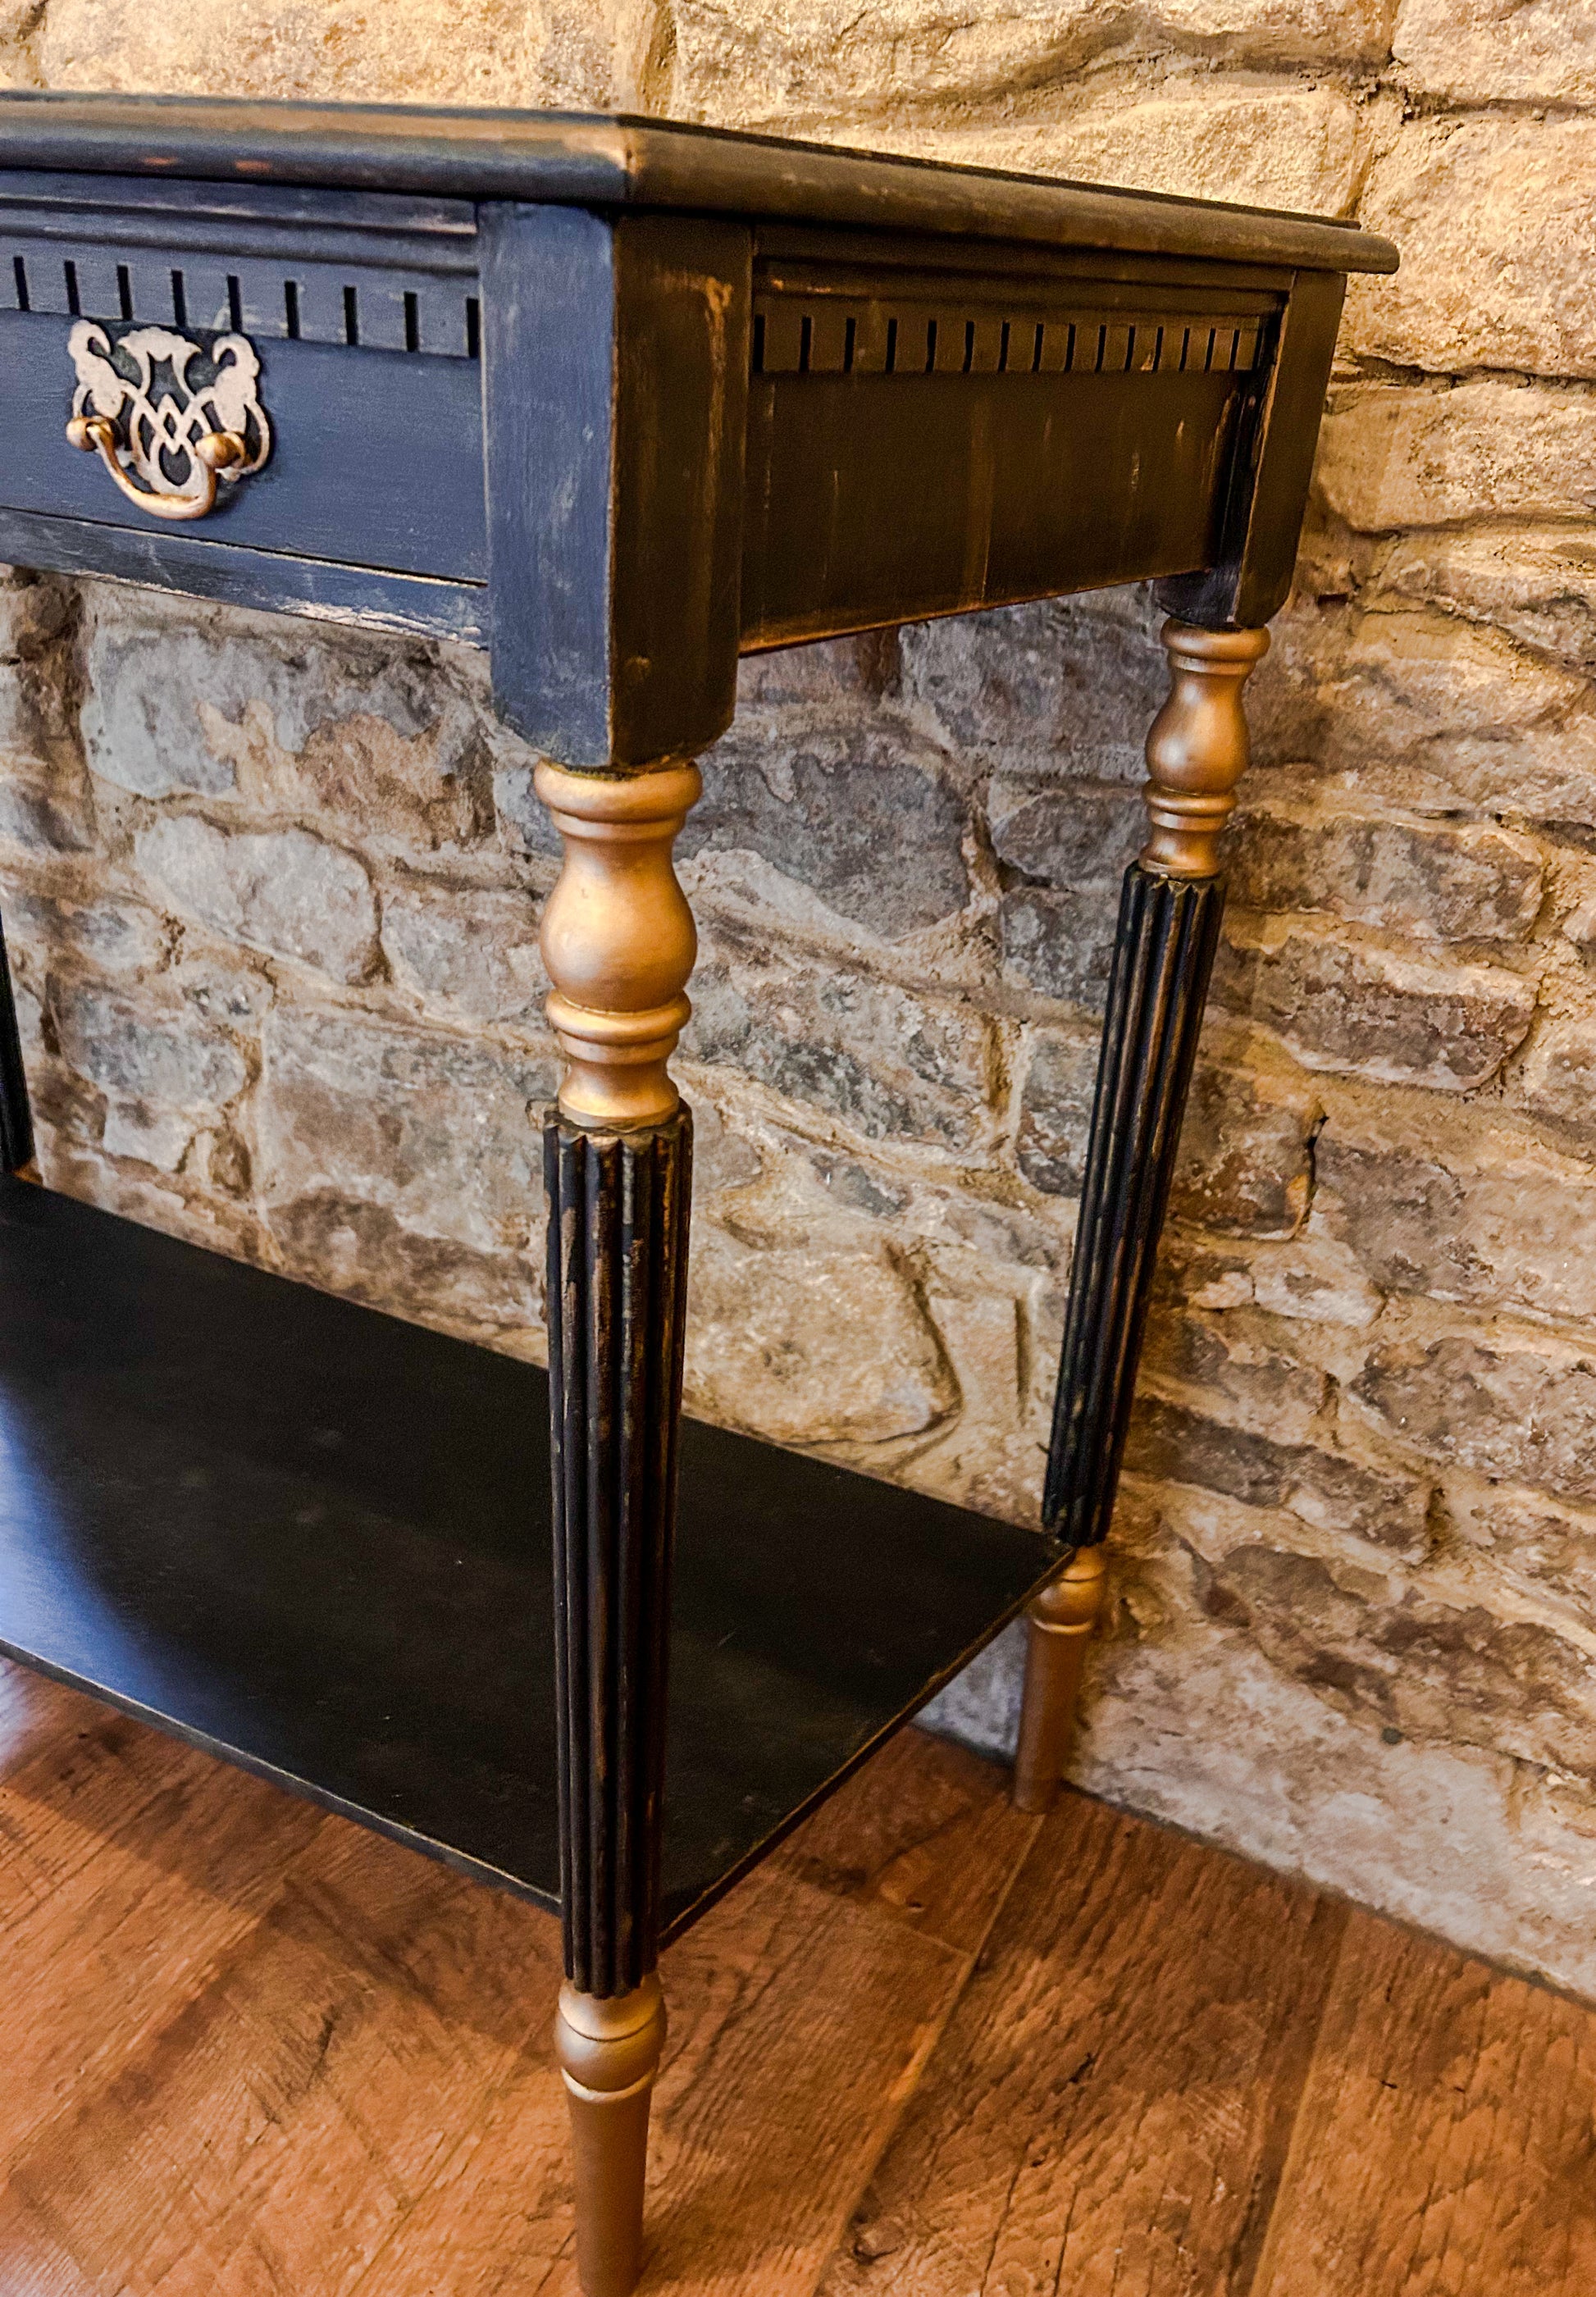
top-left (0, 1176), bottom-right (1053, 1938)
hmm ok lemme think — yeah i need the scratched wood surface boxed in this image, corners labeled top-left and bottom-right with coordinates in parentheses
top-left (1, 1656), bottom-right (1593, 2295)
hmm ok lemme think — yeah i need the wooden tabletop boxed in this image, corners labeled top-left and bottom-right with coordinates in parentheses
top-left (0, 93), bottom-right (1399, 273)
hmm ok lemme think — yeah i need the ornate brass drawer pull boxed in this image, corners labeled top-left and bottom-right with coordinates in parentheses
top-left (65, 320), bottom-right (271, 522)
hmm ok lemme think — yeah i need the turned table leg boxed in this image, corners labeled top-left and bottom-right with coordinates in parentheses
top-left (1019, 622), bottom-right (1268, 1812)
top-left (538, 758), bottom-right (700, 2297)
top-left (0, 905), bottom-right (36, 1179)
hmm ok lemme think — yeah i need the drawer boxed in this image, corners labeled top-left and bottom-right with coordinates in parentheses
top-left (0, 207), bottom-right (487, 603)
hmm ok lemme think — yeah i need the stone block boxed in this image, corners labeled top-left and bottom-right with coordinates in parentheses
top-left (901, 590), bottom-right (1165, 781)
top-left (1381, 529), bottom-right (1596, 681)
top-left (676, 0), bottom-right (1392, 126)
top-left (990, 772), bottom-right (1143, 1011)
top-left (0, 777), bottom-right (90, 855)
top-left (999, 884), bottom-right (1124, 1013)
top-left (381, 882), bottom-right (545, 1024)
top-left (1512, 1013), bottom-right (1596, 1139)
top-left (1393, 0), bottom-right (1596, 103)
top-left (37, 0), bottom-right (639, 110)
top-left (1215, 923), bottom-right (1534, 1091)
top-left (1141, 1306), bottom-right (1329, 1440)
top-left (1228, 803), bottom-right (1544, 943)
top-left (0, 571), bottom-right (74, 663)
top-left (1129, 1396), bottom-right (1431, 1554)
top-left (1316, 1119), bottom-right (1596, 1327)
top-left (686, 941), bottom-right (997, 1151)
top-left (1168, 1057), bottom-right (1320, 1237)
top-left (256, 1005), bottom-right (554, 1340)
top-left (1354, 1330), bottom-right (1596, 1508)
top-left (1264, 599), bottom-right (1596, 825)
top-left (684, 1223), bottom-right (956, 1447)
top-left (683, 720), bottom-right (971, 940)
top-left (1201, 1540), bottom-right (1596, 1781)
top-left (1450, 1487), bottom-right (1596, 1643)
top-left (136, 817), bottom-right (377, 985)
top-left (1015, 1023), bottom-right (1101, 1195)
top-left (1170, 1229), bottom-right (1386, 1329)
top-left (733, 632), bottom-right (900, 712)
top-left (82, 590), bottom-right (491, 852)
top-left (1317, 381), bottom-right (1596, 532)
top-left (4, 891), bottom-right (168, 980)
top-left (1348, 118), bottom-right (1596, 379)
top-left (53, 980), bottom-right (249, 1141)
top-left (989, 773), bottom-right (1144, 884)
top-left (858, 84), bottom-right (1363, 218)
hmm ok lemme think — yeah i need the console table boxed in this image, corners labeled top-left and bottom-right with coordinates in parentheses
top-left (0, 93), bottom-right (1395, 2295)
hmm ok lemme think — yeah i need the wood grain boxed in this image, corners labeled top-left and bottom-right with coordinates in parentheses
top-left (8, 1655), bottom-right (1596, 2297)
top-left (358, 1730), bottom-right (1031, 2297)
top-left (1251, 1907), bottom-right (1596, 2297)
top-left (770, 1725), bottom-right (1041, 1959)
top-left (0, 1670), bottom-right (326, 2161)
top-left (818, 1792), bottom-right (1348, 2297)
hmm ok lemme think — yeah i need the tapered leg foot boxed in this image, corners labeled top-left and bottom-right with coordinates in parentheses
top-left (1012, 1547), bottom-right (1107, 1813)
top-left (557, 1976), bottom-right (668, 2297)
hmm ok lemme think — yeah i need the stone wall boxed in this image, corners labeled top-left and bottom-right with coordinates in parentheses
top-left (3, 4), bottom-right (1596, 1994)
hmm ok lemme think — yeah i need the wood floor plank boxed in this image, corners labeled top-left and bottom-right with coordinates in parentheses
top-left (1250, 1907), bottom-right (1596, 2297)
top-left (0, 1817), bottom-right (567, 2296)
top-left (0, 1703), bottom-right (1023, 2297)
top-left (816, 1790), bottom-right (1348, 2297)
top-left (0, 1663), bottom-right (326, 2159)
top-left (357, 1730), bottom-right (1029, 2297)
top-left (770, 1725), bottom-right (1041, 1959)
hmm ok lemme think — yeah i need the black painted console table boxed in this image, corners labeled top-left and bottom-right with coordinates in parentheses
top-left (0, 93), bottom-right (1395, 2295)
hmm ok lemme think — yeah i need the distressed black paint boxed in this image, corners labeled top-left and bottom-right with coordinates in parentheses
top-left (1044, 864), bottom-right (1224, 1547)
top-left (547, 1109), bottom-right (692, 1995)
top-left (0, 909), bottom-right (33, 1174)
top-left (481, 204), bottom-right (750, 766)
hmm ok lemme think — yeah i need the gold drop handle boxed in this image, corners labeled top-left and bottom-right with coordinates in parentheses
top-left (66, 413), bottom-right (245, 522)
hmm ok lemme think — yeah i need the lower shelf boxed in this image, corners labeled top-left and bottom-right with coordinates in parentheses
top-left (0, 1177), bottom-right (1052, 1938)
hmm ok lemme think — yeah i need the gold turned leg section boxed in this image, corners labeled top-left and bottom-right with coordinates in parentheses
top-left (536, 759), bottom-right (701, 1130)
top-left (557, 1976), bottom-right (668, 2297)
top-left (1140, 620), bottom-right (1270, 881)
top-left (1013, 1547), bottom-right (1108, 1814)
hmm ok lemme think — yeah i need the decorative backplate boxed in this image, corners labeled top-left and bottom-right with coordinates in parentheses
top-left (68, 320), bottom-right (271, 511)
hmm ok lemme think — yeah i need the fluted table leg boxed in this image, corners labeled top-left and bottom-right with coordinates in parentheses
top-left (0, 906), bottom-right (36, 1179)
top-left (537, 758), bottom-right (701, 2297)
top-left (1017, 622), bottom-right (1268, 1812)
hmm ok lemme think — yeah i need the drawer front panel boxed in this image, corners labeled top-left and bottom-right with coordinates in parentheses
top-left (0, 244), bottom-right (487, 583)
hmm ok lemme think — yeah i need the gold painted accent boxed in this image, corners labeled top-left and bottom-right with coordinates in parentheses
top-left (67, 412), bottom-right (246, 520)
top-left (556, 1975), bottom-right (668, 2297)
top-left (11, 1159), bottom-right (40, 1187)
top-left (537, 760), bottom-right (701, 1130)
top-left (1012, 1546), bottom-right (1108, 1814)
top-left (1141, 620), bottom-right (1270, 879)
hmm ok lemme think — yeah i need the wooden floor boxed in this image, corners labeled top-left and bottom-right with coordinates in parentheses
top-left (1, 1659), bottom-right (1591, 2295)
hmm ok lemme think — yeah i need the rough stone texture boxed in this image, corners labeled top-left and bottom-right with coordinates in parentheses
top-left (1215, 923), bottom-right (1537, 1090)
top-left (257, 1005), bottom-right (554, 1347)
top-left (1347, 118), bottom-right (1596, 379)
top-left (9, 0), bottom-right (1596, 2003)
top-left (1393, 0), bottom-right (1596, 104)
top-left (1318, 382), bottom-right (1596, 533)
top-left (1228, 804), bottom-right (1544, 943)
